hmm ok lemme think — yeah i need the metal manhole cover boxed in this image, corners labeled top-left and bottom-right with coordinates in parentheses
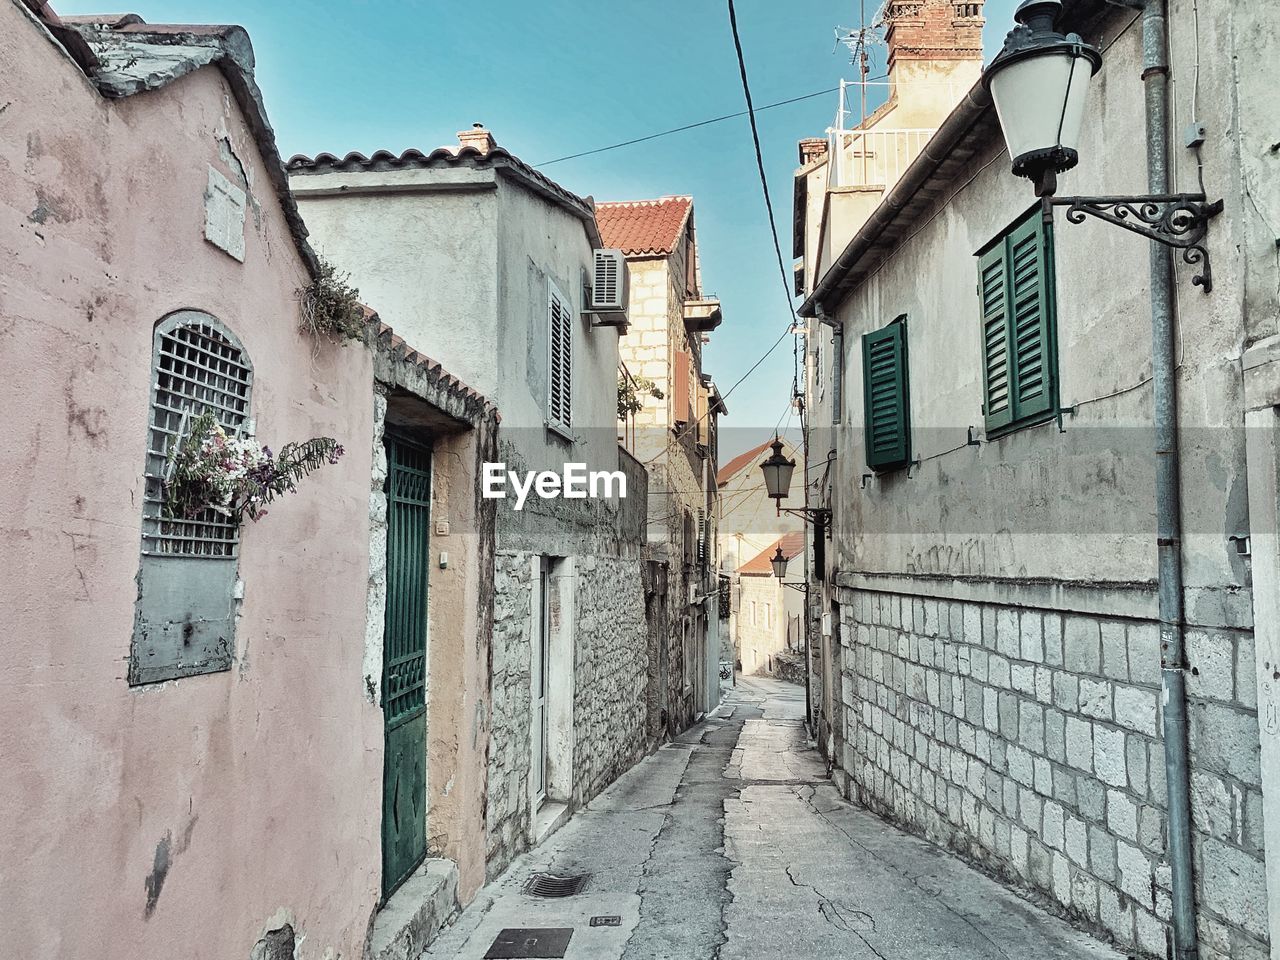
top-left (484, 927), bottom-right (573, 959)
top-left (523, 872), bottom-right (589, 898)
top-left (589, 915), bottom-right (622, 927)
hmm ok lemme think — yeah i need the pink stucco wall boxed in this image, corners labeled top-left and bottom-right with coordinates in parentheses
top-left (0, 8), bottom-right (382, 958)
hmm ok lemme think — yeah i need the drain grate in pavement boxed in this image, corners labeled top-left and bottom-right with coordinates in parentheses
top-left (523, 872), bottom-right (589, 898)
top-left (589, 915), bottom-right (622, 927)
top-left (483, 927), bottom-right (573, 959)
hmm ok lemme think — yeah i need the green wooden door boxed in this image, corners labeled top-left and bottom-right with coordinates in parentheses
top-left (382, 434), bottom-right (431, 898)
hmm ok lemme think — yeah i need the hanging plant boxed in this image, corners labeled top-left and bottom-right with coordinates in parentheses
top-left (164, 410), bottom-right (344, 523)
top-left (298, 257), bottom-right (366, 342)
top-left (618, 374), bottom-right (664, 420)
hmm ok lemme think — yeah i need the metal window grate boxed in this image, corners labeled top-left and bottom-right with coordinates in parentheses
top-left (142, 318), bottom-right (252, 557)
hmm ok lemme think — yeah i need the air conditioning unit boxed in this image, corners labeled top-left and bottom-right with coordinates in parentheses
top-left (588, 248), bottom-right (629, 325)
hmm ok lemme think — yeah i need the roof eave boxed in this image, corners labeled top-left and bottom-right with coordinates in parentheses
top-left (799, 80), bottom-right (992, 318)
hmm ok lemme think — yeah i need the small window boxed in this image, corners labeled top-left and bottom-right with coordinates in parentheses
top-left (862, 316), bottom-right (911, 472)
top-left (977, 208), bottom-right (1058, 435)
top-left (547, 278), bottom-right (573, 431)
top-left (130, 312), bottom-right (251, 685)
top-left (832, 327), bottom-right (844, 424)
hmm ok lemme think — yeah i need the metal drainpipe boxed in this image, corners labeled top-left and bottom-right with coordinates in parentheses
top-left (1142, 0), bottom-right (1198, 956)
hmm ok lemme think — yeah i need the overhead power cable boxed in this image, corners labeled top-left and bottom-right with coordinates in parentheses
top-left (726, 0), bottom-right (800, 327)
top-left (534, 86), bottom-right (839, 168)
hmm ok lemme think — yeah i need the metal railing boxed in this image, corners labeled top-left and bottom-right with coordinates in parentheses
top-left (826, 126), bottom-right (938, 191)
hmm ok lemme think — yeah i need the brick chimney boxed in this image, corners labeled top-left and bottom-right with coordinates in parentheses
top-left (456, 123), bottom-right (497, 155)
top-left (797, 138), bottom-right (829, 166)
top-left (883, 0), bottom-right (984, 71)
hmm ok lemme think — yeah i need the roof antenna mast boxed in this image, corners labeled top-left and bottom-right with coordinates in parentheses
top-left (834, 1), bottom-right (888, 128)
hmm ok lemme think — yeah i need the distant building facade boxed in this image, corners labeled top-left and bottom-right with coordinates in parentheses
top-left (597, 197), bottom-right (727, 728)
top-left (735, 533), bottom-right (806, 677)
top-left (716, 437), bottom-right (805, 676)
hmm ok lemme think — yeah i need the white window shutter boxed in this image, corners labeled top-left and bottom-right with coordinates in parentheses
top-left (548, 280), bottom-right (573, 429)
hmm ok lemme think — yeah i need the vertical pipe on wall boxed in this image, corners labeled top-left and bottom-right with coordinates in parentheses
top-left (1143, 0), bottom-right (1198, 956)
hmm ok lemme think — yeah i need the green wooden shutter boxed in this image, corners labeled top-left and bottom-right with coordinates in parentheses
top-left (1007, 213), bottom-right (1055, 421)
top-left (978, 242), bottom-right (1013, 432)
top-left (979, 210), bottom-right (1057, 432)
top-left (862, 320), bottom-right (910, 471)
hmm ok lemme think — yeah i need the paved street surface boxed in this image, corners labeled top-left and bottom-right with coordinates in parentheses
top-left (425, 677), bottom-right (1124, 960)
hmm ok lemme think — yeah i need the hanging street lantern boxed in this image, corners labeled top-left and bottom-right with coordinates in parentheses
top-left (982, 0), bottom-right (1101, 198)
top-left (759, 437), bottom-right (795, 502)
top-left (770, 546), bottom-right (789, 579)
top-left (982, 0), bottom-right (1222, 290)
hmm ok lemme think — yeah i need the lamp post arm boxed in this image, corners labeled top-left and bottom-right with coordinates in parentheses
top-left (1042, 193), bottom-right (1223, 291)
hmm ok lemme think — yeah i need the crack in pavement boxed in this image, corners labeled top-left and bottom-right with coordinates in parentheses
top-left (789, 782), bottom-right (1016, 960)
top-left (621, 698), bottom-right (758, 960)
top-left (782, 864), bottom-right (890, 960)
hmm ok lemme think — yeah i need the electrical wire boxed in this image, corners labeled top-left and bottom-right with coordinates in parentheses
top-left (726, 0), bottom-right (800, 328)
top-left (534, 87), bottom-right (840, 168)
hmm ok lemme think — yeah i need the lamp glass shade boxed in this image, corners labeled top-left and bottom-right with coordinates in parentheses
top-left (770, 547), bottom-right (789, 579)
top-left (759, 439), bottom-right (796, 501)
top-left (988, 48), bottom-right (1095, 178)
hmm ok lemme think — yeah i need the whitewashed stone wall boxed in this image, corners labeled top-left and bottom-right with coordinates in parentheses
top-left (838, 589), bottom-right (1267, 960)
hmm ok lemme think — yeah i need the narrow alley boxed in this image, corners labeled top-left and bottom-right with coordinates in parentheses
top-left (425, 677), bottom-right (1122, 960)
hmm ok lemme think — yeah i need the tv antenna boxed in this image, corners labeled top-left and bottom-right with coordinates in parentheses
top-left (834, 1), bottom-right (888, 127)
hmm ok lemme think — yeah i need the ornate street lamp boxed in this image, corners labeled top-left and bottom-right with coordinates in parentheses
top-left (757, 436), bottom-right (832, 544)
top-left (983, 0), bottom-right (1100, 196)
top-left (770, 546), bottom-right (789, 579)
top-left (759, 437), bottom-right (795, 502)
top-left (984, 0), bottom-right (1222, 290)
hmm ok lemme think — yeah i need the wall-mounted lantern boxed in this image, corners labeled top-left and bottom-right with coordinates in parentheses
top-left (770, 546), bottom-right (789, 579)
top-left (760, 437), bottom-right (795, 502)
top-left (984, 0), bottom-right (1222, 289)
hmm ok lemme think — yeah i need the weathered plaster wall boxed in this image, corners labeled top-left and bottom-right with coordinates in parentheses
top-left (291, 174), bottom-right (501, 399)
top-left (831, 10), bottom-right (1249, 621)
top-left (0, 10), bottom-right (379, 958)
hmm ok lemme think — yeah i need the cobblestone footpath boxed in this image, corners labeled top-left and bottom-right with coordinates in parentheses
top-left (424, 677), bottom-right (1126, 960)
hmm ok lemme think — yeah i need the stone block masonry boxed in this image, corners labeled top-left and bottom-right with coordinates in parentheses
top-left (836, 588), bottom-right (1269, 960)
top-left (484, 548), bottom-right (650, 878)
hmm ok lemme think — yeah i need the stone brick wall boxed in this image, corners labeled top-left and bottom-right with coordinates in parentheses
top-left (837, 587), bottom-right (1268, 960)
top-left (570, 553), bottom-right (649, 802)
top-left (485, 551), bottom-right (536, 874)
top-left (484, 548), bottom-right (651, 877)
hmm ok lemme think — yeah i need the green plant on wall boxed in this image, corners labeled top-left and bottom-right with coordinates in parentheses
top-left (298, 257), bottom-right (366, 342)
top-left (164, 410), bottom-right (344, 523)
top-left (618, 374), bottom-right (664, 420)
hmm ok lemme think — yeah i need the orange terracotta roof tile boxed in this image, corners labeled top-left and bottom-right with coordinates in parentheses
top-left (717, 438), bottom-right (775, 487)
top-left (739, 532), bottom-right (806, 575)
top-left (595, 196), bottom-right (692, 257)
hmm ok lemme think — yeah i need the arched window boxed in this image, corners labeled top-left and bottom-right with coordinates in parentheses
top-left (130, 312), bottom-right (252, 685)
top-left (142, 314), bottom-right (253, 556)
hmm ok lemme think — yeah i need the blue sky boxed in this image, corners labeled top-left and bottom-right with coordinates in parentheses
top-left (67, 0), bottom-right (1019, 459)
